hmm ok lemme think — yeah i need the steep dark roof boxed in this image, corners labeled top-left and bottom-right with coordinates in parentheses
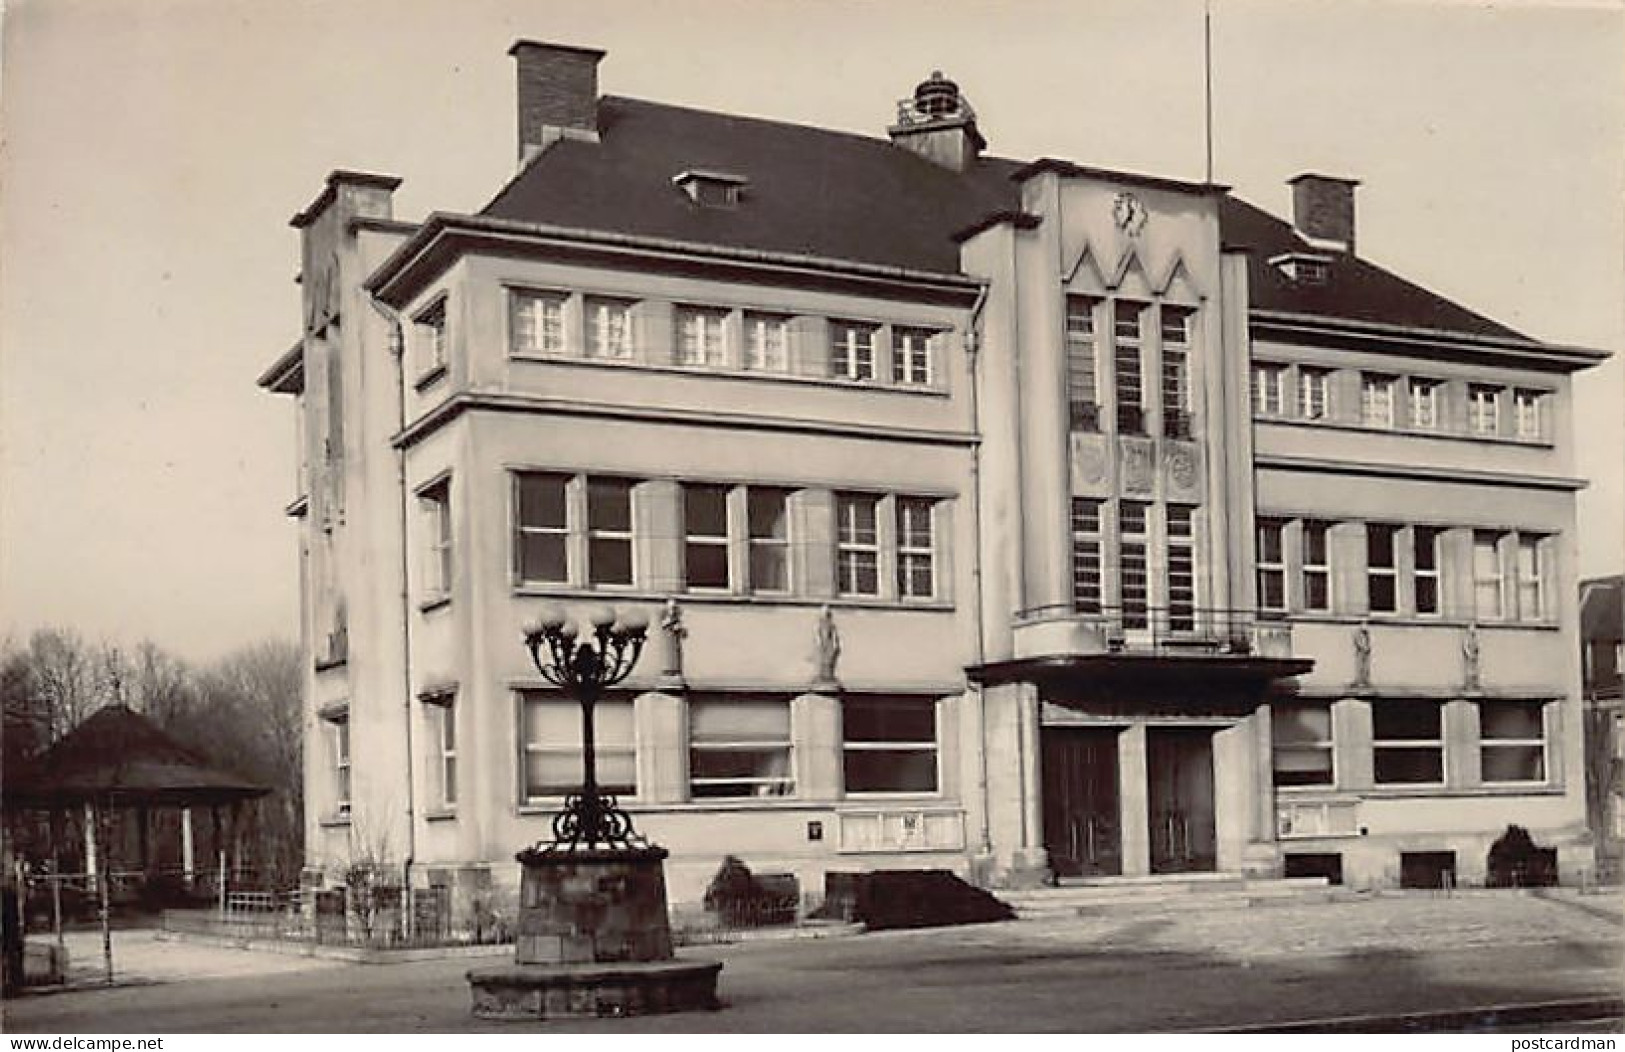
top-left (2, 704), bottom-right (268, 809)
top-left (1582, 576), bottom-right (1624, 643)
top-left (483, 95), bottom-right (1530, 341)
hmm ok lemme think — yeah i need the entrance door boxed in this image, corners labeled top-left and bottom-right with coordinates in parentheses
top-left (1042, 727), bottom-right (1122, 877)
top-left (1147, 727), bottom-right (1217, 873)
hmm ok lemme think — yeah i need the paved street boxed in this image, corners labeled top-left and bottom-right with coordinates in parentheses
top-left (6, 892), bottom-right (1621, 1033)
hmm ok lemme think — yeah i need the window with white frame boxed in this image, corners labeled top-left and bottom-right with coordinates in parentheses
top-left (842, 697), bottom-right (938, 794)
top-left (586, 477), bottom-right (636, 587)
top-left (747, 487), bottom-right (792, 593)
top-left (419, 478), bottom-right (452, 601)
top-left (511, 289), bottom-right (568, 356)
top-left (1257, 517), bottom-right (1287, 613)
top-left (413, 298), bottom-right (448, 380)
top-left (1166, 505), bottom-right (1197, 632)
top-left (1252, 363), bottom-right (1286, 417)
top-left (1299, 367), bottom-right (1330, 421)
top-left (1160, 307), bottom-right (1193, 439)
top-left (514, 473), bottom-right (570, 584)
top-left (1367, 523), bottom-right (1399, 614)
top-left (328, 714), bottom-right (351, 816)
top-left (1273, 703), bottom-right (1334, 787)
top-left (892, 326), bottom-right (935, 386)
top-left (585, 297), bottom-right (636, 360)
top-left (836, 493), bottom-right (881, 596)
top-left (1372, 702), bottom-right (1444, 785)
top-left (675, 305), bottom-right (728, 367)
top-left (424, 694), bottom-right (457, 809)
top-left (743, 312), bottom-right (790, 372)
top-left (830, 321), bottom-right (878, 381)
top-left (1071, 497), bottom-right (1104, 614)
top-left (1407, 378), bottom-right (1440, 430)
top-left (1115, 302), bottom-right (1145, 433)
top-left (1302, 519), bottom-right (1332, 612)
top-left (1469, 385), bottom-right (1501, 436)
top-left (1065, 296), bottom-right (1100, 432)
top-left (1517, 535), bottom-right (1545, 620)
top-left (896, 497), bottom-right (937, 600)
top-left (1480, 701), bottom-right (1546, 784)
top-left (1413, 526), bottom-right (1443, 616)
top-left (682, 482), bottom-right (731, 591)
top-left (1473, 530), bottom-right (1505, 619)
top-left (688, 698), bottom-right (793, 798)
top-left (1120, 500), bottom-right (1150, 629)
top-left (1361, 373), bottom-right (1396, 428)
top-left (522, 692), bottom-right (636, 800)
top-left (1514, 389), bottom-right (1545, 440)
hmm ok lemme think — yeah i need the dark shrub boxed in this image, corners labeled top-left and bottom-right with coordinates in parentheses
top-left (1487, 824), bottom-right (1559, 888)
top-left (702, 856), bottom-right (796, 927)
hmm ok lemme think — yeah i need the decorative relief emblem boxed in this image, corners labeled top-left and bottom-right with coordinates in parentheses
top-left (1071, 434), bottom-right (1108, 486)
top-left (1112, 192), bottom-right (1148, 237)
top-left (1164, 441), bottom-right (1199, 495)
top-left (1120, 438), bottom-right (1154, 494)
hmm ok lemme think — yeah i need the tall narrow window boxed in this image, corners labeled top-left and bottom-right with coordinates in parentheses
top-left (689, 699), bottom-right (794, 798)
top-left (1517, 535), bottom-right (1544, 620)
top-left (831, 321), bottom-right (877, 381)
top-left (1160, 307), bottom-right (1192, 439)
top-left (1473, 530), bottom-right (1504, 619)
top-left (896, 497), bottom-right (936, 600)
top-left (1114, 302), bottom-right (1145, 433)
top-left (892, 327), bottom-right (935, 386)
top-left (1120, 501), bottom-right (1150, 630)
top-left (510, 289), bottom-right (567, 356)
top-left (1469, 385), bottom-right (1501, 436)
top-left (1301, 520), bottom-right (1332, 612)
top-left (586, 477), bottom-right (635, 587)
top-left (743, 312), bottom-right (789, 372)
top-left (1480, 701), bottom-right (1546, 783)
top-left (585, 297), bottom-right (635, 360)
top-left (1273, 703), bottom-right (1334, 787)
top-left (1408, 378), bottom-right (1440, 430)
top-left (1514, 389), bottom-right (1545, 440)
top-left (1166, 505), bottom-right (1197, 632)
top-left (1367, 523), bottom-right (1399, 614)
top-left (675, 305), bottom-right (728, 367)
top-left (1413, 526), bottom-right (1443, 616)
top-left (1071, 497), bottom-right (1104, 614)
top-left (843, 697), bottom-right (938, 794)
top-left (330, 715), bottom-right (351, 816)
top-left (682, 483), bottom-right (731, 590)
top-left (1361, 374), bottom-right (1396, 428)
top-left (414, 299), bottom-right (448, 380)
top-left (836, 493), bottom-right (881, 596)
top-left (1252, 363), bottom-right (1286, 416)
top-left (425, 696), bottom-right (457, 809)
top-left (1257, 518), bottom-right (1287, 613)
top-left (523, 693), bottom-right (636, 800)
top-left (1373, 703), bottom-right (1444, 785)
top-left (1299, 367), bottom-right (1330, 421)
top-left (747, 487), bottom-right (791, 593)
top-left (1065, 296), bottom-right (1100, 432)
top-left (419, 479), bottom-right (452, 601)
top-left (515, 473), bottom-right (569, 584)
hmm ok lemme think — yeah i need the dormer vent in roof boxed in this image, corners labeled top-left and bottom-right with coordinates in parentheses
top-left (1288, 173), bottom-right (1359, 254)
top-left (889, 71), bottom-right (986, 172)
top-left (1268, 251), bottom-right (1334, 287)
top-left (672, 169), bottom-right (749, 209)
top-left (509, 40), bottom-right (605, 166)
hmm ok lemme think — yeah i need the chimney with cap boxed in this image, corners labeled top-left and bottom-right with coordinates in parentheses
top-left (888, 71), bottom-right (986, 172)
top-left (1288, 173), bottom-right (1360, 254)
top-left (509, 40), bottom-right (605, 165)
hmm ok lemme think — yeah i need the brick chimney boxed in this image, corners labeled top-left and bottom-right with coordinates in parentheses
top-left (1288, 173), bottom-right (1359, 254)
top-left (509, 40), bottom-right (605, 164)
top-left (888, 71), bottom-right (986, 172)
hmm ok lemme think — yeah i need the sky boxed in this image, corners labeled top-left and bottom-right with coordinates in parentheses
top-left (1, 0), bottom-right (1621, 663)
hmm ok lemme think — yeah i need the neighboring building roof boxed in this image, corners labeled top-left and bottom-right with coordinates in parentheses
top-left (1582, 575), bottom-right (1624, 643)
top-left (482, 95), bottom-right (1536, 344)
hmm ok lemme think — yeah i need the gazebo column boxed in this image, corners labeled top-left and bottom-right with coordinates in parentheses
top-left (137, 805), bottom-right (151, 877)
top-left (82, 802), bottom-right (98, 890)
top-left (181, 807), bottom-right (196, 886)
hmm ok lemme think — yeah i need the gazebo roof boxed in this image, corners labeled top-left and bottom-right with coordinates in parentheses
top-left (2, 704), bottom-right (269, 809)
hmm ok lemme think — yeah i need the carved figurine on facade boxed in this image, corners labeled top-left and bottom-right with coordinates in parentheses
top-left (659, 598), bottom-right (687, 686)
top-left (814, 604), bottom-right (842, 687)
top-left (1352, 622), bottom-right (1372, 688)
top-left (1462, 622), bottom-right (1482, 692)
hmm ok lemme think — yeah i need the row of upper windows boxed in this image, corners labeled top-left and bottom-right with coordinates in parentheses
top-left (1066, 295), bottom-right (1197, 438)
top-left (1273, 698), bottom-right (1551, 790)
top-left (1251, 361), bottom-right (1550, 442)
top-left (1070, 498), bottom-right (1199, 630)
top-left (323, 693), bottom-right (943, 816)
top-left (410, 289), bottom-right (949, 389)
top-left (415, 473), bottom-right (946, 605)
top-left (1256, 518), bottom-right (1553, 622)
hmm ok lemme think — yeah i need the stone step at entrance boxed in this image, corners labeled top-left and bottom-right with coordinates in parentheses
top-left (999, 873), bottom-right (1338, 918)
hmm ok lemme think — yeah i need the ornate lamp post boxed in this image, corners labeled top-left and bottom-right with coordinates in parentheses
top-left (522, 605), bottom-right (648, 850)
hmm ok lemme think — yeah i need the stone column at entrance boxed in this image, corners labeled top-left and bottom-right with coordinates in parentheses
top-left (1118, 724), bottom-right (1151, 877)
top-left (181, 807), bottom-right (196, 885)
top-left (1242, 704), bottom-right (1281, 877)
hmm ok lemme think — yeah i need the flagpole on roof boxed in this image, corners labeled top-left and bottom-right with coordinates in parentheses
top-left (1204, 0), bottom-right (1215, 183)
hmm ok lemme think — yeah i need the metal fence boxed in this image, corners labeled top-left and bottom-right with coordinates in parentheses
top-left (162, 884), bottom-right (507, 950)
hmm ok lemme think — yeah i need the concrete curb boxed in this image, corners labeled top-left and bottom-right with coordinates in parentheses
top-left (1195, 996), bottom-right (1624, 1033)
top-left (153, 929), bottom-right (513, 964)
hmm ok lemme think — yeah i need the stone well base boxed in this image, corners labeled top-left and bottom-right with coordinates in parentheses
top-left (468, 959), bottom-right (723, 1020)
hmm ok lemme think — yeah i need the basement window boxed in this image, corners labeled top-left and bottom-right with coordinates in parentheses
top-left (673, 169), bottom-right (749, 209)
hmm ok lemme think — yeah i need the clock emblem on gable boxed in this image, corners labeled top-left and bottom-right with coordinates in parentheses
top-left (1113, 192), bottom-right (1148, 236)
